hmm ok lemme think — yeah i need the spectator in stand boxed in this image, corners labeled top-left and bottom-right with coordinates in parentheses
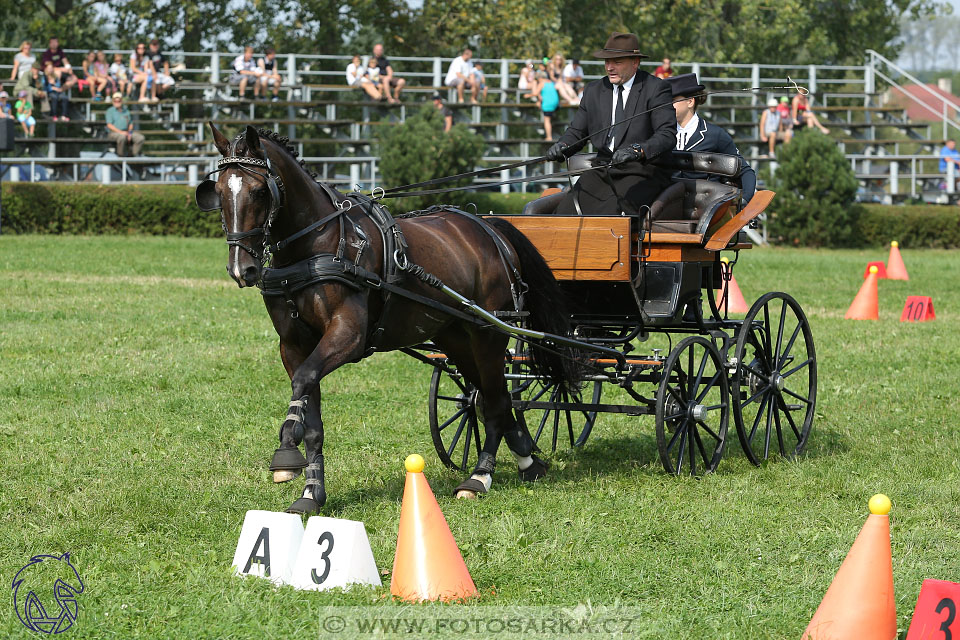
top-left (81, 51), bottom-right (109, 100)
top-left (562, 57), bottom-right (585, 99)
top-left (93, 51), bottom-right (116, 99)
top-left (472, 63), bottom-right (488, 102)
top-left (258, 47), bottom-right (282, 101)
top-left (776, 96), bottom-right (792, 129)
top-left (654, 57), bottom-right (674, 79)
top-left (549, 53), bottom-right (579, 105)
top-left (14, 63), bottom-right (47, 111)
top-left (432, 92), bottom-right (453, 132)
top-left (130, 43), bottom-right (157, 103)
top-left (10, 41), bottom-right (36, 82)
top-left (230, 46), bottom-right (261, 100)
top-left (535, 70), bottom-right (559, 140)
top-left (41, 37), bottom-right (77, 90)
top-left (105, 91), bottom-right (145, 156)
top-left (758, 97), bottom-right (789, 157)
top-left (145, 39), bottom-right (176, 98)
top-left (15, 90), bottom-right (36, 136)
top-left (345, 55), bottom-right (381, 100)
top-left (365, 57), bottom-right (382, 93)
top-left (43, 61), bottom-right (70, 121)
top-left (939, 139), bottom-right (960, 178)
top-left (791, 92), bottom-right (829, 134)
top-left (110, 53), bottom-right (130, 97)
top-left (0, 91), bottom-right (13, 120)
top-left (518, 60), bottom-right (537, 101)
top-left (371, 43), bottom-right (405, 103)
top-left (445, 48), bottom-right (477, 104)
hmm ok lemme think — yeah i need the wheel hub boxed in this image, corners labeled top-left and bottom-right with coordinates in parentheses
top-left (772, 374), bottom-right (785, 391)
top-left (688, 403), bottom-right (708, 421)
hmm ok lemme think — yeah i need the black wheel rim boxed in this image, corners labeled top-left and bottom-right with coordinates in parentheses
top-left (655, 336), bottom-right (729, 476)
top-left (732, 292), bottom-right (817, 465)
top-left (428, 367), bottom-right (482, 471)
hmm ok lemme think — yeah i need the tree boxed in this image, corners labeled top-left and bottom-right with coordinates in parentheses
top-left (0, 0), bottom-right (111, 50)
top-left (768, 129), bottom-right (863, 247)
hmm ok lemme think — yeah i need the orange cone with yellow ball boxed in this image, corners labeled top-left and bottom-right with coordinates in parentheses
top-left (845, 265), bottom-right (880, 320)
top-left (390, 454), bottom-right (478, 602)
top-left (802, 495), bottom-right (897, 640)
top-left (716, 257), bottom-right (749, 313)
top-left (886, 241), bottom-right (909, 280)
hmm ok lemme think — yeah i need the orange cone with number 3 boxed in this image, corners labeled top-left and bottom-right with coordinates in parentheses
top-left (845, 266), bottom-right (880, 320)
top-left (390, 454), bottom-right (478, 602)
top-left (886, 241), bottom-right (909, 280)
top-left (802, 495), bottom-right (897, 640)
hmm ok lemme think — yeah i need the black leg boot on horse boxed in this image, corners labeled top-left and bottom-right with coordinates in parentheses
top-left (269, 393), bottom-right (310, 483)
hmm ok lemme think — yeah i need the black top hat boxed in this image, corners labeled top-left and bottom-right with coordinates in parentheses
top-left (665, 73), bottom-right (705, 98)
top-left (592, 32), bottom-right (648, 59)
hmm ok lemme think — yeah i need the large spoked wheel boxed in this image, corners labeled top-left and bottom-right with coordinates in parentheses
top-left (428, 367), bottom-right (482, 471)
top-left (731, 292), bottom-right (817, 465)
top-left (655, 336), bottom-right (730, 476)
top-left (510, 350), bottom-right (601, 452)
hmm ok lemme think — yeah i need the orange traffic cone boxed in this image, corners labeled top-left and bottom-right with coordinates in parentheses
top-left (802, 494), bottom-right (896, 640)
top-left (845, 266), bottom-right (880, 320)
top-left (886, 241), bottom-right (909, 280)
top-left (716, 257), bottom-right (749, 313)
top-left (390, 454), bottom-right (478, 602)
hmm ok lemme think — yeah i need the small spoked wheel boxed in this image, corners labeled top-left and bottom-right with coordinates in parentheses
top-left (731, 292), bottom-right (817, 465)
top-left (428, 367), bottom-right (482, 471)
top-left (655, 336), bottom-right (730, 476)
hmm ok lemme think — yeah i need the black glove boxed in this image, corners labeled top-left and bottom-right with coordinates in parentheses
top-left (611, 144), bottom-right (644, 166)
top-left (545, 141), bottom-right (569, 162)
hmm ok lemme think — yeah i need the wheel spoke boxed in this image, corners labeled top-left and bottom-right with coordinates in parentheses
top-left (763, 394), bottom-right (774, 459)
top-left (696, 371), bottom-right (722, 403)
top-left (697, 420), bottom-right (721, 442)
top-left (782, 357), bottom-right (813, 379)
top-left (774, 299), bottom-right (787, 363)
top-left (446, 414), bottom-right (469, 458)
top-left (552, 396), bottom-right (561, 451)
top-left (739, 383), bottom-right (770, 409)
top-left (436, 394), bottom-right (467, 403)
top-left (438, 405), bottom-right (468, 431)
top-left (692, 347), bottom-right (710, 397)
top-left (777, 321), bottom-right (804, 369)
top-left (781, 398), bottom-right (802, 439)
top-left (666, 384), bottom-right (687, 407)
top-left (741, 361), bottom-right (768, 382)
top-left (781, 386), bottom-right (812, 404)
top-left (666, 420), bottom-right (685, 452)
top-left (461, 422), bottom-right (473, 469)
top-left (564, 392), bottom-right (575, 446)
top-left (688, 425), bottom-right (697, 475)
top-left (527, 382), bottom-right (553, 404)
top-left (762, 303), bottom-right (772, 360)
top-left (693, 427), bottom-right (710, 468)
top-left (773, 404), bottom-right (786, 456)
top-left (665, 411), bottom-right (686, 422)
top-left (687, 345), bottom-right (695, 396)
top-left (748, 394), bottom-right (769, 443)
top-left (675, 426), bottom-right (687, 475)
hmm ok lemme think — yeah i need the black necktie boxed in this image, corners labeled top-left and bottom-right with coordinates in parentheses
top-left (609, 84), bottom-right (625, 148)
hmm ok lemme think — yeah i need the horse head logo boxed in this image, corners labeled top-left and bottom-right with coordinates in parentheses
top-left (12, 553), bottom-right (84, 634)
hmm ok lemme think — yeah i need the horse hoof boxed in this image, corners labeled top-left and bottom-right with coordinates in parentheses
top-left (518, 455), bottom-right (547, 482)
top-left (286, 497), bottom-right (320, 515)
top-left (273, 469), bottom-right (300, 483)
top-left (269, 447), bottom-right (307, 475)
top-left (452, 477), bottom-right (488, 498)
top-left (455, 490), bottom-right (478, 499)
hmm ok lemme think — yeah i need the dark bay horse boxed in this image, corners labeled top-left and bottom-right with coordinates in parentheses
top-left (197, 123), bottom-right (578, 514)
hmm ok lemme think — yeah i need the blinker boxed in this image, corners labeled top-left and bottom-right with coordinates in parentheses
top-left (195, 179), bottom-right (221, 211)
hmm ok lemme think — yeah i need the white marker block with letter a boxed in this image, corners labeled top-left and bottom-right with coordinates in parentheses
top-left (289, 517), bottom-right (381, 591)
top-left (232, 510), bottom-right (305, 585)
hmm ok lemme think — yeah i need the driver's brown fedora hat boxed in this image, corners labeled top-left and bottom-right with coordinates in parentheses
top-left (592, 32), bottom-right (649, 59)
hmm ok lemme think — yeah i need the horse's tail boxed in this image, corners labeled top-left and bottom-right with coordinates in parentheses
top-left (486, 217), bottom-right (581, 390)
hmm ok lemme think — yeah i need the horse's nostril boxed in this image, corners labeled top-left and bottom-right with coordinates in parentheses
top-left (243, 266), bottom-right (259, 284)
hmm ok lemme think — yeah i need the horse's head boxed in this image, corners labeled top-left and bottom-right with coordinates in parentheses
top-left (197, 123), bottom-right (285, 287)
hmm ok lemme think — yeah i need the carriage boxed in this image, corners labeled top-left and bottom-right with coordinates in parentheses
top-left (411, 150), bottom-right (817, 477)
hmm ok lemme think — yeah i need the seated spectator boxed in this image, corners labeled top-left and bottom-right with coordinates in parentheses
top-left (258, 47), bottom-right (282, 101)
top-left (549, 53), bottom-right (578, 105)
top-left (561, 57), bottom-right (584, 99)
top-left (145, 39), bottom-right (176, 98)
top-left (10, 41), bottom-right (36, 82)
top-left (655, 58), bottom-right (674, 79)
top-left (41, 37), bottom-right (77, 90)
top-left (345, 55), bottom-right (381, 101)
top-left (535, 70), bottom-right (559, 140)
top-left (81, 51), bottom-right (109, 100)
top-left (105, 92), bottom-right (145, 156)
top-left (15, 90), bottom-right (36, 136)
top-left (517, 60), bottom-right (536, 100)
top-left (230, 46), bottom-right (260, 100)
top-left (445, 48), bottom-right (477, 104)
top-left (129, 43), bottom-right (157, 102)
top-left (0, 91), bottom-right (13, 120)
top-left (93, 51), bottom-right (116, 99)
top-left (14, 63), bottom-right (47, 111)
top-left (472, 63), bottom-right (488, 102)
top-left (365, 57), bottom-right (382, 93)
top-left (43, 61), bottom-right (71, 121)
top-left (939, 139), bottom-right (960, 176)
top-left (371, 43), bottom-right (405, 103)
top-left (792, 92), bottom-right (829, 134)
top-left (776, 96), bottom-right (793, 128)
top-left (432, 92), bottom-right (453, 132)
top-left (109, 53), bottom-right (130, 97)
top-left (759, 98), bottom-right (789, 157)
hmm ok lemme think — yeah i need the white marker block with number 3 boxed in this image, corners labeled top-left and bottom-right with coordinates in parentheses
top-left (289, 517), bottom-right (381, 591)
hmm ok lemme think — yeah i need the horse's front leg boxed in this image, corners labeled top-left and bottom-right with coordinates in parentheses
top-left (269, 339), bottom-right (315, 483)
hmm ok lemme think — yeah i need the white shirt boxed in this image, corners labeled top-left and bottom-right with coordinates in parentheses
top-left (562, 63), bottom-right (583, 81)
top-left (445, 56), bottom-right (474, 85)
top-left (676, 113), bottom-right (701, 150)
top-left (346, 62), bottom-right (365, 86)
top-left (608, 72), bottom-right (637, 151)
top-left (233, 55), bottom-right (257, 74)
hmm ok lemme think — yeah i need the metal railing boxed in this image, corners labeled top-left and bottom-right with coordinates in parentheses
top-left (866, 49), bottom-right (960, 139)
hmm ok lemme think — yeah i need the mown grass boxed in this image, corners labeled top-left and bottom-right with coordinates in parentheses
top-left (1, 235), bottom-right (958, 639)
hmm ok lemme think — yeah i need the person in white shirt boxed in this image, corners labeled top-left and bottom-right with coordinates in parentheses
top-left (562, 58), bottom-right (585, 97)
top-left (444, 48), bottom-right (477, 104)
top-left (230, 46), bottom-right (261, 100)
top-left (258, 47), bottom-right (282, 101)
top-left (345, 55), bottom-right (381, 101)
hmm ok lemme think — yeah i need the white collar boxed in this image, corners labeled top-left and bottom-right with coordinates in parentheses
top-left (616, 72), bottom-right (637, 93)
top-left (678, 113), bottom-right (700, 136)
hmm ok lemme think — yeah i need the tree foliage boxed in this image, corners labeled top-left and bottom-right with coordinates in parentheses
top-left (768, 129), bottom-right (863, 247)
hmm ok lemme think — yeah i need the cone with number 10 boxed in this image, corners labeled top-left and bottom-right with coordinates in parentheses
top-left (845, 265), bottom-right (880, 320)
top-left (390, 454), bottom-right (477, 602)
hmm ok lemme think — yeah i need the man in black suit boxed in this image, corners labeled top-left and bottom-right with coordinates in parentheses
top-left (546, 32), bottom-right (676, 215)
top-left (667, 73), bottom-right (756, 201)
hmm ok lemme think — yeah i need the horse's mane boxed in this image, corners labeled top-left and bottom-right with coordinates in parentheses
top-left (238, 128), bottom-right (318, 181)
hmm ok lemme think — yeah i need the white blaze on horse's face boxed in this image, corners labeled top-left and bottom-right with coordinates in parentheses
top-left (227, 173), bottom-right (245, 283)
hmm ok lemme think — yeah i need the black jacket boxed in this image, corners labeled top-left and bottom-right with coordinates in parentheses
top-left (675, 116), bottom-right (757, 201)
top-left (558, 71), bottom-right (676, 166)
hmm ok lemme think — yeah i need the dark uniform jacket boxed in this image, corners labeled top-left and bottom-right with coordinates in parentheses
top-left (555, 71), bottom-right (677, 215)
top-left (675, 117), bottom-right (756, 202)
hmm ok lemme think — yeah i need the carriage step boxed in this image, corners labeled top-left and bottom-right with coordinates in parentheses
top-left (426, 353), bottom-right (661, 367)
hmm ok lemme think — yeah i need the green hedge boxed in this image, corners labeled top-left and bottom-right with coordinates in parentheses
top-left (6, 184), bottom-right (956, 249)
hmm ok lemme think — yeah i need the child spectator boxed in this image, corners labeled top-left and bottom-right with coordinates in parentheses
top-left (655, 58), bottom-right (674, 79)
top-left (758, 97), bottom-right (789, 157)
top-left (15, 91), bottom-right (36, 136)
top-left (130, 43), bottom-right (157, 102)
top-left (258, 47), bottom-right (282, 101)
top-left (345, 55), bottom-right (381, 101)
top-left (81, 51), bottom-right (109, 100)
top-left (0, 91), bottom-right (13, 119)
top-left (93, 51), bottom-right (116, 98)
top-left (472, 63), bottom-right (488, 102)
top-left (518, 60), bottom-right (536, 101)
top-left (230, 46), bottom-right (260, 100)
top-left (43, 61), bottom-right (70, 121)
top-left (536, 70), bottom-right (559, 140)
top-left (562, 58), bottom-right (584, 98)
top-left (10, 41), bottom-right (36, 82)
top-left (110, 53), bottom-right (130, 97)
top-left (365, 57), bottom-right (382, 92)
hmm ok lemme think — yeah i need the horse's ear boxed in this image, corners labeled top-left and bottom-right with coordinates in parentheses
top-left (244, 125), bottom-right (262, 157)
top-left (210, 122), bottom-right (230, 156)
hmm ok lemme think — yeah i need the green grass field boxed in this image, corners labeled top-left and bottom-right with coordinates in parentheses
top-left (1, 235), bottom-right (958, 639)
